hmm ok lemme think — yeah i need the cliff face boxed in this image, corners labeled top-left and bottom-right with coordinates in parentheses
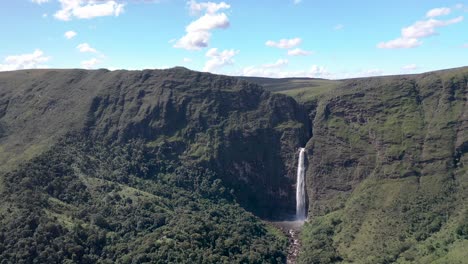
top-left (0, 68), bottom-right (308, 219)
top-left (297, 68), bottom-right (468, 263)
top-left (80, 68), bottom-right (311, 218)
top-left (1, 67), bottom-right (467, 263)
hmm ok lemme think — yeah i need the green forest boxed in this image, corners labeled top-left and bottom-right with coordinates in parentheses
top-left (0, 135), bottom-right (288, 263)
top-left (0, 67), bottom-right (467, 263)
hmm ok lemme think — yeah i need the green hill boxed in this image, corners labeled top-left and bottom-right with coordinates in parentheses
top-left (0, 68), bottom-right (306, 263)
top-left (0, 66), bottom-right (467, 263)
top-left (297, 67), bottom-right (468, 263)
top-left (247, 67), bottom-right (468, 263)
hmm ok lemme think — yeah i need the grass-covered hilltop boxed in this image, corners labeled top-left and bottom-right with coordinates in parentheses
top-left (0, 66), bottom-right (467, 263)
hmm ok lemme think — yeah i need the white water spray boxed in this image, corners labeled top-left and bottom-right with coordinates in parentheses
top-left (296, 148), bottom-right (307, 220)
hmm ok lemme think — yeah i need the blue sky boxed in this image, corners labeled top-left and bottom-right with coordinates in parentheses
top-left (0, 0), bottom-right (467, 79)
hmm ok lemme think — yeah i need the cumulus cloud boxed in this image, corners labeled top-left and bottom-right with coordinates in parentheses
top-left (175, 31), bottom-right (212, 50)
top-left (402, 16), bottom-right (463, 38)
top-left (203, 48), bottom-right (238, 72)
top-left (174, 1), bottom-right (230, 50)
top-left (263, 59), bottom-right (288, 68)
top-left (54, 0), bottom-right (124, 21)
top-left (64, 30), bottom-right (77, 39)
top-left (189, 0), bottom-right (230, 15)
top-left (364, 69), bottom-right (384, 76)
top-left (426, 7), bottom-right (451, 17)
top-left (287, 48), bottom-right (313, 56)
top-left (266, 38), bottom-right (302, 49)
top-left (339, 69), bottom-right (385, 79)
top-left (378, 9), bottom-right (463, 49)
top-left (377, 38), bottom-right (422, 49)
top-left (81, 58), bottom-right (100, 69)
top-left (242, 64), bottom-right (330, 78)
top-left (77, 43), bottom-right (98, 53)
top-left (32, 0), bottom-right (49, 4)
top-left (402, 64), bottom-right (418, 70)
top-left (0, 49), bottom-right (50, 71)
top-left (401, 64), bottom-right (418, 73)
top-left (186, 13), bottom-right (229, 32)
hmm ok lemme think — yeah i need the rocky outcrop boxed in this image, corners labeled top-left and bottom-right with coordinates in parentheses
top-left (296, 68), bottom-right (468, 263)
top-left (0, 68), bottom-right (309, 219)
top-left (304, 71), bottom-right (468, 216)
top-left (84, 68), bottom-right (310, 218)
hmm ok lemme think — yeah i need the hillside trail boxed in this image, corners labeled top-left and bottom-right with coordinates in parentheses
top-left (269, 220), bottom-right (305, 264)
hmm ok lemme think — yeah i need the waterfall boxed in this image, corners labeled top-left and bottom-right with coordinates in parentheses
top-left (296, 148), bottom-right (307, 220)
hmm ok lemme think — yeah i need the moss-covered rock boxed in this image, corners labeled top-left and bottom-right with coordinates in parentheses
top-left (293, 67), bottom-right (468, 263)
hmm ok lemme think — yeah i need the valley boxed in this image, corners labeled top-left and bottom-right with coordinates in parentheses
top-left (0, 66), bottom-right (467, 263)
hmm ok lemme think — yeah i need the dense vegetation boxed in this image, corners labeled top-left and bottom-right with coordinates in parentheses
top-left (0, 68), bottom-right (306, 263)
top-left (0, 68), bottom-right (308, 220)
top-left (0, 135), bottom-right (287, 263)
top-left (1, 67), bottom-right (467, 263)
top-left (294, 68), bottom-right (468, 263)
top-left (248, 67), bottom-right (468, 263)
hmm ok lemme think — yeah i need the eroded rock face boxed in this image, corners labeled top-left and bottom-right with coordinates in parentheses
top-left (295, 69), bottom-right (468, 263)
top-left (0, 68), bottom-right (309, 219)
top-left (305, 72), bottom-right (468, 216)
top-left (84, 69), bottom-right (310, 219)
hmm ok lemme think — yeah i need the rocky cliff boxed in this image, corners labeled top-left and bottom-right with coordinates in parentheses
top-left (298, 68), bottom-right (468, 263)
top-left (1, 66), bottom-right (467, 263)
top-left (0, 67), bottom-right (308, 219)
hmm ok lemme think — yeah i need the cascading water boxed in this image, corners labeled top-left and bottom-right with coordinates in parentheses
top-left (296, 148), bottom-right (307, 220)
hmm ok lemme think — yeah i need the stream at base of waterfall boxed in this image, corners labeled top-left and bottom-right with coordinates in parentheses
top-left (270, 220), bottom-right (305, 264)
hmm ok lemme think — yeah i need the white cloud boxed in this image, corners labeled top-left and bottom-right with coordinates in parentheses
top-left (77, 43), bottom-right (98, 53)
top-left (287, 48), bottom-right (313, 56)
top-left (364, 69), bottom-right (384, 75)
top-left (32, 0), bottom-right (49, 4)
top-left (334, 24), bottom-right (344, 30)
top-left (263, 59), bottom-right (288, 68)
top-left (293, 0), bottom-right (302, 4)
top-left (426, 7), bottom-right (451, 17)
top-left (377, 38), bottom-right (422, 49)
top-left (0, 49), bottom-right (50, 71)
top-left (174, 31), bottom-right (212, 50)
top-left (401, 64), bottom-right (418, 73)
top-left (175, 1), bottom-right (231, 50)
top-left (242, 64), bottom-right (330, 78)
top-left (402, 16), bottom-right (463, 38)
top-left (266, 38), bottom-right (302, 49)
top-left (339, 69), bottom-right (385, 79)
top-left (64, 30), bottom-right (77, 39)
top-left (377, 11), bottom-right (463, 49)
top-left (54, 0), bottom-right (125, 21)
top-left (402, 64), bottom-right (418, 70)
top-left (189, 0), bottom-right (230, 15)
top-left (203, 48), bottom-right (238, 72)
top-left (42, 13), bottom-right (48, 18)
top-left (183, 57), bottom-right (192, 62)
top-left (81, 58), bottom-right (100, 69)
top-left (186, 13), bottom-right (230, 32)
